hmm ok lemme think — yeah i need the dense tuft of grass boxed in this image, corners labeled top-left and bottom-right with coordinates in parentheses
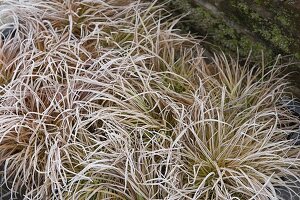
top-left (0, 0), bottom-right (299, 199)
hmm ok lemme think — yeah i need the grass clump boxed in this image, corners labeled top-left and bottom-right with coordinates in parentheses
top-left (0, 0), bottom-right (299, 199)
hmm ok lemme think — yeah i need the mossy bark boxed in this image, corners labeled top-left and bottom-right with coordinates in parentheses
top-left (166, 0), bottom-right (300, 59)
top-left (165, 0), bottom-right (300, 97)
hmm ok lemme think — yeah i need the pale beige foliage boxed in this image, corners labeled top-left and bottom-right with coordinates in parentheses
top-left (0, 0), bottom-right (299, 199)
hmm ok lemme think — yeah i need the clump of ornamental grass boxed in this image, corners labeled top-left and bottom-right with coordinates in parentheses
top-left (0, 0), bottom-right (299, 199)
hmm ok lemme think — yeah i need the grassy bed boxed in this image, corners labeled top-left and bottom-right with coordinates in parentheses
top-left (0, 0), bottom-right (299, 199)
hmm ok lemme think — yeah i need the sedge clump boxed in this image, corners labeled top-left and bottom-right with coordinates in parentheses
top-left (0, 0), bottom-right (299, 199)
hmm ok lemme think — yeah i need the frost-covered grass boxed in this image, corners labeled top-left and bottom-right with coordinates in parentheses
top-left (0, 0), bottom-right (299, 199)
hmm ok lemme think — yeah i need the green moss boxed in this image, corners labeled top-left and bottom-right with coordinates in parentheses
top-left (276, 15), bottom-right (291, 27)
top-left (165, 0), bottom-right (300, 61)
top-left (166, 0), bottom-right (271, 60)
top-left (222, 0), bottom-right (299, 57)
top-left (271, 27), bottom-right (291, 51)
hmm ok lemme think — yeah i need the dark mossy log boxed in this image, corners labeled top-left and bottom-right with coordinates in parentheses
top-left (164, 0), bottom-right (300, 97)
top-left (165, 0), bottom-right (300, 59)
